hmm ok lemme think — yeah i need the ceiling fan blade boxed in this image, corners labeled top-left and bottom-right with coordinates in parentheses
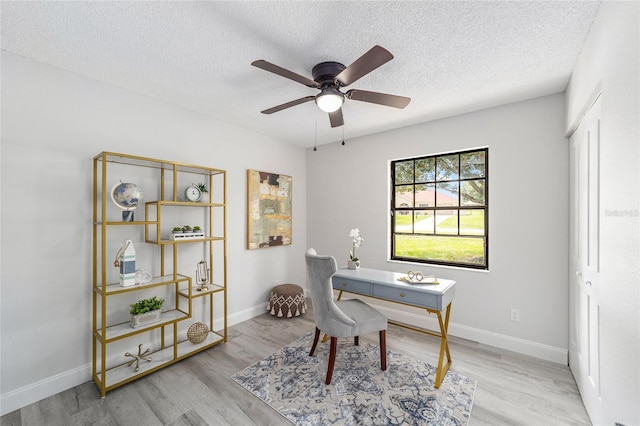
top-left (260, 96), bottom-right (316, 114)
top-left (346, 89), bottom-right (411, 109)
top-left (335, 45), bottom-right (394, 86)
top-left (252, 60), bottom-right (318, 88)
top-left (329, 108), bottom-right (344, 128)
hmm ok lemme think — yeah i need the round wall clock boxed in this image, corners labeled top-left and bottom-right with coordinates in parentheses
top-left (184, 184), bottom-right (202, 202)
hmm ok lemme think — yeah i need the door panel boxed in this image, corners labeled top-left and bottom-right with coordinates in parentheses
top-left (569, 95), bottom-right (602, 424)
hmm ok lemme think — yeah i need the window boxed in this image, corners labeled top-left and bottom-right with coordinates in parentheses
top-left (391, 148), bottom-right (488, 269)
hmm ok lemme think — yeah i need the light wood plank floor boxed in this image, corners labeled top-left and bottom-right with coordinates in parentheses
top-left (2, 301), bottom-right (590, 425)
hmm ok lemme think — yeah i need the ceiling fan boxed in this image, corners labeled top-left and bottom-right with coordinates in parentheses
top-left (251, 45), bottom-right (411, 128)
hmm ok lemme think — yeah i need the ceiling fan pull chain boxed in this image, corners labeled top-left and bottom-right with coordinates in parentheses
top-left (313, 121), bottom-right (318, 151)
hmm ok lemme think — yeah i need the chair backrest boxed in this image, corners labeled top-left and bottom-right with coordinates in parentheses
top-left (305, 248), bottom-right (356, 336)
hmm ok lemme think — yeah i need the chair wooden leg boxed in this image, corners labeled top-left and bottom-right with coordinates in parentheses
top-left (309, 327), bottom-right (321, 356)
top-left (326, 337), bottom-right (337, 384)
top-left (354, 336), bottom-right (359, 346)
top-left (380, 330), bottom-right (387, 371)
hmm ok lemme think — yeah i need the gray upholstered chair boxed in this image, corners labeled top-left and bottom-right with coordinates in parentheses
top-left (305, 248), bottom-right (387, 384)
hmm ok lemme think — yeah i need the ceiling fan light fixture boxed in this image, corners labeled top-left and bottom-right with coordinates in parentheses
top-left (315, 87), bottom-right (344, 113)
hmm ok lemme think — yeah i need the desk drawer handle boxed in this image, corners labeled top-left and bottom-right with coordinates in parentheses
top-left (342, 282), bottom-right (347, 287)
top-left (399, 292), bottom-right (405, 297)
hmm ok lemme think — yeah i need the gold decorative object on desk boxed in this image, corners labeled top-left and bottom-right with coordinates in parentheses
top-left (398, 271), bottom-right (440, 285)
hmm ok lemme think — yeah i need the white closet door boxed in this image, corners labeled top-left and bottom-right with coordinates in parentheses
top-left (569, 95), bottom-right (601, 424)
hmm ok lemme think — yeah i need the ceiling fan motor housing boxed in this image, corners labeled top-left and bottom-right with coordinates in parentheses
top-left (312, 61), bottom-right (346, 87)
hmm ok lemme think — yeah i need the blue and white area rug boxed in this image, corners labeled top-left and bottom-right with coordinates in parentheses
top-left (231, 332), bottom-right (476, 425)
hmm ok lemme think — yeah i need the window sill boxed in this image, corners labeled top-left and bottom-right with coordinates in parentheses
top-left (386, 258), bottom-right (490, 273)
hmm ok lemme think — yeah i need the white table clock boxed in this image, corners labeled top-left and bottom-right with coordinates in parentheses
top-left (184, 184), bottom-right (202, 202)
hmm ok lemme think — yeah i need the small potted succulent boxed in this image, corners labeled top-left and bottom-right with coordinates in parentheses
top-left (171, 226), bottom-right (183, 240)
top-left (182, 225), bottom-right (193, 233)
top-left (196, 182), bottom-right (209, 203)
top-left (130, 296), bottom-right (165, 328)
top-left (192, 225), bottom-right (204, 237)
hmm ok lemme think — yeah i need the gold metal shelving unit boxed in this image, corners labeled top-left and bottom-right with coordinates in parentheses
top-left (92, 152), bottom-right (227, 397)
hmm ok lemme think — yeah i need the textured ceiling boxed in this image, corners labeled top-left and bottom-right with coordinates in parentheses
top-left (1, 1), bottom-right (600, 148)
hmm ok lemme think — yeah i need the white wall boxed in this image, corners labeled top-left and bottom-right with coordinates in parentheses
top-left (0, 52), bottom-right (308, 414)
top-left (565, 2), bottom-right (640, 424)
top-left (307, 93), bottom-right (569, 362)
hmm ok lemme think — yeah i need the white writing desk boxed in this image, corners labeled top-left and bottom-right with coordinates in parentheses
top-left (332, 267), bottom-right (456, 388)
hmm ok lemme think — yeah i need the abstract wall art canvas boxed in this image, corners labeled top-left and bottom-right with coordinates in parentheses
top-left (247, 169), bottom-right (292, 249)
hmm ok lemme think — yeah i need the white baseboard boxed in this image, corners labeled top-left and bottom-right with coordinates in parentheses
top-left (1, 363), bottom-right (91, 416)
top-left (232, 296), bottom-right (568, 364)
top-left (372, 303), bottom-right (568, 365)
top-left (227, 303), bottom-right (269, 327)
top-left (0, 297), bottom-right (567, 416)
top-left (0, 302), bottom-right (272, 416)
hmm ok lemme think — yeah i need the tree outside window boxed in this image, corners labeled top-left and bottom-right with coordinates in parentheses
top-left (391, 148), bottom-right (488, 269)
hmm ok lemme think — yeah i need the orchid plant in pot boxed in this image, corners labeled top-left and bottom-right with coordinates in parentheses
top-left (348, 228), bottom-right (363, 269)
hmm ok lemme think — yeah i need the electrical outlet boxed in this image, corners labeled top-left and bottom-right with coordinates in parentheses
top-left (510, 308), bottom-right (521, 322)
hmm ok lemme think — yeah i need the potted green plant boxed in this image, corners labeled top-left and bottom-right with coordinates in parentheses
top-left (182, 225), bottom-right (193, 233)
top-left (196, 182), bottom-right (210, 203)
top-left (195, 182), bottom-right (208, 193)
top-left (130, 296), bottom-right (165, 328)
top-left (196, 182), bottom-right (209, 203)
top-left (170, 226), bottom-right (184, 240)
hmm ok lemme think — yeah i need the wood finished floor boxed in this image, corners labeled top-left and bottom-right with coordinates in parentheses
top-left (2, 301), bottom-right (590, 426)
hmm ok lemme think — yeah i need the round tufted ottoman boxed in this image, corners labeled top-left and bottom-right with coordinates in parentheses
top-left (267, 284), bottom-right (307, 318)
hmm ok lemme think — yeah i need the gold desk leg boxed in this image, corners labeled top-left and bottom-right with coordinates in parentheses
top-left (430, 302), bottom-right (452, 388)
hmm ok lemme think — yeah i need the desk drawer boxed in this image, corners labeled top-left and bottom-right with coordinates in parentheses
top-left (372, 285), bottom-right (440, 310)
top-left (333, 278), bottom-right (371, 296)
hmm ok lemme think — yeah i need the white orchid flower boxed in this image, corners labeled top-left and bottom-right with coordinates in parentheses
top-left (349, 228), bottom-right (364, 261)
